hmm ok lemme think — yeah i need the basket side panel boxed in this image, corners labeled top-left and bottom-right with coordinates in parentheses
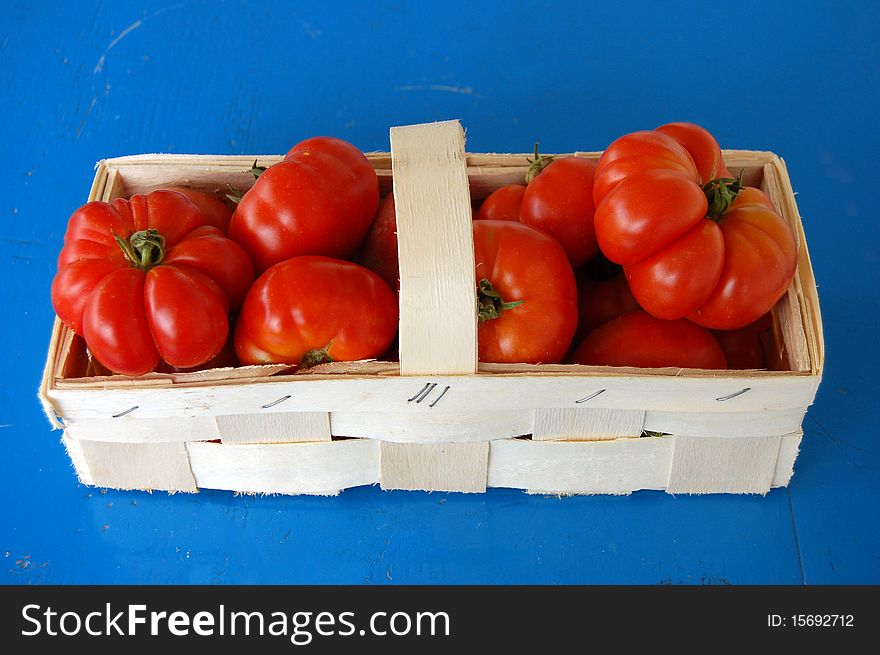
top-left (75, 440), bottom-right (197, 492)
top-left (379, 441), bottom-right (489, 493)
top-left (667, 435), bottom-right (782, 494)
top-left (487, 437), bottom-right (672, 494)
top-left (186, 440), bottom-right (379, 495)
top-left (771, 432), bottom-right (803, 488)
top-left (533, 407), bottom-right (645, 441)
top-left (215, 412), bottom-right (331, 444)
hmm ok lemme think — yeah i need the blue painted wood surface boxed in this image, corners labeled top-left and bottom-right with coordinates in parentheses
top-left (1, 0), bottom-right (877, 584)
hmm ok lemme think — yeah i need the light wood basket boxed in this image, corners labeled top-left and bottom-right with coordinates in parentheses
top-left (38, 121), bottom-right (824, 495)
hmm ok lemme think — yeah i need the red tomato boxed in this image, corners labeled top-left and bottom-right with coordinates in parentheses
top-left (476, 184), bottom-right (525, 221)
top-left (712, 312), bottom-right (773, 369)
top-left (574, 263), bottom-right (639, 345)
top-left (235, 256), bottom-right (398, 367)
top-left (520, 156), bottom-right (598, 269)
top-left (655, 122), bottom-right (731, 182)
top-left (475, 220), bottom-right (577, 363)
top-left (593, 123), bottom-right (797, 329)
top-left (570, 311), bottom-right (727, 369)
top-left (51, 190), bottom-right (254, 375)
top-left (358, 194), bottom-right (399, 292)
top-left (157, 333), bottom-right (239, 373)
top-left (228, 137), bottom-right (378, 272)
top-left (161, 187), bottom-right (233, 234)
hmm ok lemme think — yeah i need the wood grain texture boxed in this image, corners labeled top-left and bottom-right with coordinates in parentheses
top-left (330, 410), bottom-right (531, 442)
top-left (76, 439), bottom-right (197, 493)
top-left (487, 437), bottom-right (672, 494)
top-left (390, 121), bottom-right (477, 375)
top-left (772, 432), bottom-right (803, 487)
top-left (61, 434), bottom-right (95, 486)
top-left (187, 440), bottom-right (379, 495)
top-left (532, 407), bottom-right (645, 441)
top-left (643, 408), bottom-right (807, 438)
top-left (215, 412), bottom-right (331, 444)
top-left (65, 415), bottom-right (219, 443)
top-left (667, 435), bottom-right (782, 494)
top-left (46, 371), bottom-right (820, 423)
top-left (380, 441), bottom-right (489, 492)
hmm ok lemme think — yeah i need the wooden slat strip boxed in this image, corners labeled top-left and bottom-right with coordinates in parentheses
top-left (390, 121), bottom-right (477, 375)
top-left (379, 441), bottom-right (489, 492)
top-left (532, 407), bottom-right (645, 441)
top-left (487, 437), bottom-right (672, 494)
top-left (667, 435), bottom-right (781, 494)
top-left (215, 412), bottom-right (331, 444)
top-left (76, 440), bottom-right (197, 492)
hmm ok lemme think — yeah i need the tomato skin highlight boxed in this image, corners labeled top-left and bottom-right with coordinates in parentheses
top-left (595, 171), bottom-right (708, 266)
top-left (229, 137), bottom-right (379, 273)
top-left (593, 130), bottom-right (698, 205)
top-left (82, 268), bottom-right (160, 376)
top-left (52, 190), bottom-right (253, 375)
top-left (520, 157), bottom-right (598, 269)
top-left (570, 310), bottom-right (727, 369)
top-left (161, 187), bottom-right (233, 234)
top-left (655, 122), bottom-right (731, 183)
top-left (624, 219), bottom-right (724, 319)
top-left (144, 265), bottom-right (229, 368)
top-left (163, 225), bottom-right (254, 310)
top-left (688, 191), bottom-right (798, 329)
top-left (235, 256), bottom-right (398, 366)
top-left (474, 221), bottom-right (577, 364)
top-left (476, 184), bottom-right (525, 221)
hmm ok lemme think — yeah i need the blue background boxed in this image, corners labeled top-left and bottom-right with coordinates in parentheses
top-left (1, 0), bottom-right (877, 584)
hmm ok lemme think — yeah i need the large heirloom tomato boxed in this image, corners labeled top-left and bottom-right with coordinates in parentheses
top-left (570, 310), bottom-right (727, 369)
top-left (519, 153), bottom-right (598, 269)
top-left (474, 220), bottom-right (577, 363)
top-left (235, 256), bottom-right (398, 367)
top-left (593, 123), bottom-right (797, 329)
top-left (228, 137), bottom-right (379, 272)
top-left (51, 190), bottom-right (254, 376)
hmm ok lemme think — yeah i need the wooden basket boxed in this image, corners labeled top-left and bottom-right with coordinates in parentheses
top-left (38, 121), bottom-right (824, 495)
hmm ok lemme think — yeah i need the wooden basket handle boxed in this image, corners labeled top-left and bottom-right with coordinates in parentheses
top-left (390, 120), bottom-right (478, 375)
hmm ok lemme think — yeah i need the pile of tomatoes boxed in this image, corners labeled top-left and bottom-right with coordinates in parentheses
top-left (51, 123), bottom-right (797, 376)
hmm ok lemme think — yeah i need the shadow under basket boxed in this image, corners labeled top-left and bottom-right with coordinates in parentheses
top-left (39, 121), bottom-right (824, 496)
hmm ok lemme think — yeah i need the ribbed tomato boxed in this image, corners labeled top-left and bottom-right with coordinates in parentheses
top-left (51, 190), bottom-right (254, 375)
top-left (593, 123), bottom-right (797, 329)
top-left (161, 187), bottom-right (233, 234)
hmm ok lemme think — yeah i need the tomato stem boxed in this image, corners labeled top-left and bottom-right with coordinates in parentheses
top-left (477, 278), bottom-right (524, 323)
top-left (226, 184), bottom-right (244, 204)
top-left (525, 142), bottom-right (555, 184)
top-left (703, 172), bottom-right (744, 220)
top-left (300, 343), bottom-right (334, 369)
top-left (114, 229), bottom-right (166, 270)
top-left (250, 160), bottom-right (267, 180)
